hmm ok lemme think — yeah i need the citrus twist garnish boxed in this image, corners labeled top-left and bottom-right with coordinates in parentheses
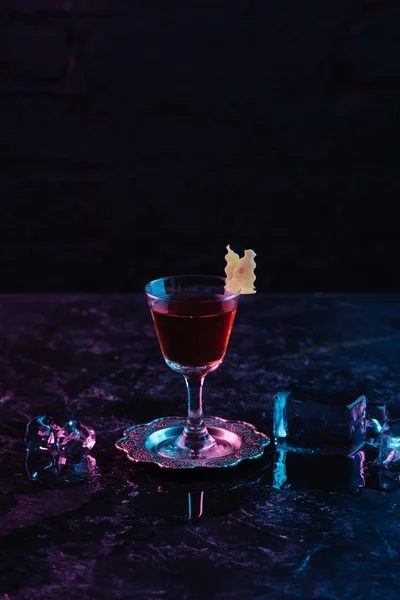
top-left (224, 245), bottom-right (256, 294)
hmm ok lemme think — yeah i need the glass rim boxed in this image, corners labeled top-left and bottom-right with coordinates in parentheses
top-left (144, 274), bottom-right (241, 303)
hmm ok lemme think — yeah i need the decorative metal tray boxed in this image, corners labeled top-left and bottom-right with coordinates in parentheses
top-left (115, 415), bottom-right (270, 470)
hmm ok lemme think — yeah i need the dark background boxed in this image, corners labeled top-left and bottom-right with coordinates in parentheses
top-left (1, 0), bottom-right (399, 293)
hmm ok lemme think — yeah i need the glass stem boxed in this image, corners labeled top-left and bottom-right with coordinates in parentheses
top-left (178, 374), bottom-right (214, 452)
top-left (185, 374), bottom-right (206, 436)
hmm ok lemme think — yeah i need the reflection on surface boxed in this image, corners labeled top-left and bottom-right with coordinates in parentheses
top-left (187, 491), bottom-right (204, 520)
top-left (272, 444), bottom-right (366, 492)
top-left (25, 451), bottom-right (54, 481)
top-left (25, 450), bottom-right (98, 485)
top-left (118, 476), bottom-right (251, 522)
top-left (350, 449), bottom-right (365, 492)
top-left (273, 447), bottom-right (287, 490)
top-left (24, 442), bottom-right (273, 522)
top-left (378, 469), bottom-right (400, 491)
top-left (115, 450), bottom-right (273, 522)
top-left (55, 454), bottom-right (98, 483)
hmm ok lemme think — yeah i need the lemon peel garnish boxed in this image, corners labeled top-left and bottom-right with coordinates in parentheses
top-left (224, 246), bottom-right (256, 294)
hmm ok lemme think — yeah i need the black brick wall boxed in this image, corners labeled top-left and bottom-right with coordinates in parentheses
top-left (1, 0), bottom-right (399, 292)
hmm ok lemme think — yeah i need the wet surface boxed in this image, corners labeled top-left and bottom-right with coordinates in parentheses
top-left (1, 293), bottom-right (400, 599)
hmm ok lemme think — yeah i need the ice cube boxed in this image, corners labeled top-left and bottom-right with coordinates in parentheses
top-left (273, 383), bottom-right (367, 454)
top-left (56, 420), bottom-right (96, 458)
top-left (377, 422), bottom-right (400, 468)
top-left (366, 403), bottom-right (389, 444)
top-left (24, 415), bottom-right (60, 452)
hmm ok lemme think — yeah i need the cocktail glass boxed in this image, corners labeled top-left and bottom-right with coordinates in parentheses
top-left (145, 274), bottom-right (240, 460)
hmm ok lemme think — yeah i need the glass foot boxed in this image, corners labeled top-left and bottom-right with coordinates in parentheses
top-left (157, 431), bottom-right (231, 460)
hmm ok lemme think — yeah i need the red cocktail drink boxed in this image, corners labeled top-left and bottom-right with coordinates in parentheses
top-left (149, 294), bottom-right (237, 368)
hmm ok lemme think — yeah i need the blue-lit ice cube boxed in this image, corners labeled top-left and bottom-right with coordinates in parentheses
top-left (273, 384), bottom-right (367, 454)
top-left (366, 403), bottom-right (389, 444)
top-left (377, 422), bottom-right (400, 468)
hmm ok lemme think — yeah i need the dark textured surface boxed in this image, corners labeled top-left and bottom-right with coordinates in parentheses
top-left (1, 293), bottom-right (400, 599)
top-left (2, 1), bottom-right (400, 292)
